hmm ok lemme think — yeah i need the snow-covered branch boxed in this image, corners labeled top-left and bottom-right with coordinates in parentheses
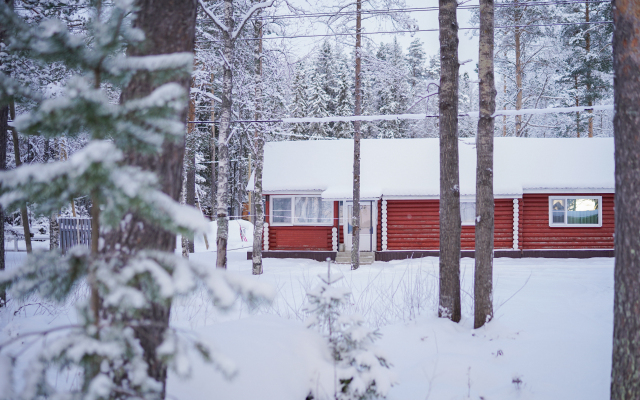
top-left (198, 0), bottom-right (229, 33)
top-left (231, 0), bottom-right (275, 41)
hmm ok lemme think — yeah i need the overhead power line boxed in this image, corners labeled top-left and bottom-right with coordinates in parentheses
top-left (243, 0), bottom-right (611, 21)
top-left (187, 104), bottom-right (613, 125)
top-left (196, 20), bottom-right (612, 43)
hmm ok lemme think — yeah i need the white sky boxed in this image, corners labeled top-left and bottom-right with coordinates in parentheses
top-left (270, 0), bottom-right (480, 79)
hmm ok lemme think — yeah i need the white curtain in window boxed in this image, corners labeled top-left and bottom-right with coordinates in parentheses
top-left (294, 197), bottom-right (333, 224)
top-left (460, 202), bottom-right (476, 224)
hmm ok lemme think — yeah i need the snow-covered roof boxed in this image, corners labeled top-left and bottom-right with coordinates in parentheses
top-left (249, 138), bottom-right (614, 199)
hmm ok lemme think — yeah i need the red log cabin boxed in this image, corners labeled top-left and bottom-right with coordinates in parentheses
top-left (247, 138), bottom-right (614, 261)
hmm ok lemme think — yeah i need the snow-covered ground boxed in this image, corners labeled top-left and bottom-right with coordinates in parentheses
top-left (1, 220), bottom-right (614, 399)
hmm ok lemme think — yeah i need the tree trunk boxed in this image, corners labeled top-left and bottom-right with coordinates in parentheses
top-left (575, 75), bottom-right (580, 138)
top-left (514, 5), bottom-right (523, 136)
top-left (351, 0), bottom-right (362, 270)
top-left (252, 11), bottom-right (264, 275)
top-left (216, 0), bottom-right (234, 269)
top-left (438, 0), bottom-right (461, 322)
top-left (9, 101), bottom-right (32, 253)
top-left (474, 0), bottom-right (496, 329)
top-left (180, 170), bottom-right (189, 258)
top-left (611, 1), bottom-right (640, 398)
top-left (186, 98), bottom-right (196, 254)
top-left (103, 0), bottom-right (197, 396)
top-left (0, 4), bottom-right (7, 305)
top-left (0, 105), bottom-right (6, 306)
top-left (210, 73), bottom-right (216, 213)
top-left (50, 139), bottom-right (59, 250)
top-left (502, 62), bottom-right (507, 137)
top-left (585, 3), bottom-right (594, 138)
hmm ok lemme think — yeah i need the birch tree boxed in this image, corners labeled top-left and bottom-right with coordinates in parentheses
top-left (438, 0), bottom-right (462, 323)
top-left (199, 0), bottom-right (274, 269)
top-left (474, 0), bottom-right (496, 329)
top-left (610, 0), bottom-right (640, 397)
top-left (252, 3), bottom-right (265, 275)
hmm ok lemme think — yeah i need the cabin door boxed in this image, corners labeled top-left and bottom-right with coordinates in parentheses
top-left (344, 201), bottom-right (376, 252)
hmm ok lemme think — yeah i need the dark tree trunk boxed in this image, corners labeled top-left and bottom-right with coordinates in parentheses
top-left (103, 0), bottom-right (197, 396)
top-left (438, 0), bottom-right (461, 322)
top-left (186, 98), bottom-right (196, 254)
top-left (9, 102), bottom-right (31, 253)
top-left (611, 1), bottom-right (640, 398)
top-left (0, 105), bottom-right (6, 306)
top-left (474, 0), bottom-right (496, 329)
top-left (210, 74), bottom-right (217, 212)
top-left (186, 153), bottom-right (195, 253)
top-left (49, 139), bottom-right (59, 250)
top-left (351, 0), bottom-right (362, 270)
top-left (0, 0), bottom-right (8, 306)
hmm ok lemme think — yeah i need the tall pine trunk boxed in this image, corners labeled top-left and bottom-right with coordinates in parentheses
top-left (216, 0), bottom-right (234, 269)
top-left (0, 6), bottom-right (7, 305)
top-left (0, 105), bottom-right (6, 306)
top-left (474, 0), bottom-right (496, 329)
top-left (9, 102), bottom-right (31, 253)
top-left (438, 0), bottom-right (461, 322)
top-left (513, 0), bottom-right (523, 136)
top-left (210, 73), bottom-right (217, 214)
top-left (252, 10), bottom-right (264, 275)
top-left (351, 0), bottom-right (362, 270)
top-left (103, 0), bottom-right (197, 396)
top-left (186, 98), bottom-right (196, 254)
top-left (611, 0), bottom-right (640, 398)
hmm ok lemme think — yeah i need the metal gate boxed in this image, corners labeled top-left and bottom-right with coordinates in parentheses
top-left (59, 218), bottom-right (92, 254)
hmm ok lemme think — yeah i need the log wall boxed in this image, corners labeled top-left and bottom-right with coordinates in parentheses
top-left (519, 193), bottom-right (614, 249)
top-left (386, 199), bottom-right (515, 250)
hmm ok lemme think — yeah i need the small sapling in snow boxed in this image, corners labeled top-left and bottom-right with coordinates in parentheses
top-left (305, 258), bottom-right (395, 400)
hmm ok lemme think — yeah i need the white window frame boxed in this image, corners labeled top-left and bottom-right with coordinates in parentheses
top-left (269, 195), bottom-right (334, 226)
top-left (548, 196), bottom-right (603, 228)
top-left (460, 201), bottom-right (476, 226)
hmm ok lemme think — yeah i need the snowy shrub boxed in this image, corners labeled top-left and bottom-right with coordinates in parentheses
top-left (304, 261), bottom-right (395, 400)
top-left (0, 2), bottom-right (274, 398)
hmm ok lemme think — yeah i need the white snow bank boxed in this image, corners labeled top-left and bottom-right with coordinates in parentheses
top-left (1, 250), bottom-right (615, 400)
top-left (251, 138), bottom-right (613, 199)
top-left (177, 219), bottom-right (254, 254)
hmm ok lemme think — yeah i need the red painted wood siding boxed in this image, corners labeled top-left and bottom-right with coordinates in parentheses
top-left (520, 193), bottom-right (614, 249)
top-left (386, 199), bottom-right (515, 250)
top-left (267, 226), bottom-right (333, 250)
top-left (265, 199), bottom-right (338, 251)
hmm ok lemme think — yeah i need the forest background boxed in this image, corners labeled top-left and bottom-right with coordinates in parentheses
top-left (3, 0), bottom-right (612, 232)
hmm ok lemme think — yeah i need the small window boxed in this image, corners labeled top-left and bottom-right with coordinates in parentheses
top-left (270, 196), bottom-right (334, 226)
top-left (548, 196), bottom-right (602, 227)
top-left (460, 202), bottom-right (476, 226)
top-left (272, 197), bottom-right (292, 224)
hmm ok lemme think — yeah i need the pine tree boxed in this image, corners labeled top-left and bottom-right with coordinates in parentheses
top-left (291, 61), bottom-right (310, 138)
top-left (0, 2), bottom-right (272, 397)
top-left (558, 1), bottom-right (613, 137)
top-left (406, 38), bottom-right (426, 89)
top-left (305, 262), bottom-right (394, 399)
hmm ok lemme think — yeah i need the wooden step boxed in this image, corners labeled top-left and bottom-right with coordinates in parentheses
top-left (335, 252), bottom-right (375, 265)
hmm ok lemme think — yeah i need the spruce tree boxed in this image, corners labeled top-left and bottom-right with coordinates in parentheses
top-left (0, 2), bottom-right (272, 397)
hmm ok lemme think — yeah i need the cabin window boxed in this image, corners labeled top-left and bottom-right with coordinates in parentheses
top-left (548, 196), bottom-right (602, 227)
top-left (270, 196), bottom-right (334, 226)
top-left (460, 202), bottom-right (476, 226)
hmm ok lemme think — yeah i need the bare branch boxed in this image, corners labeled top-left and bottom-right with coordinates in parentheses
top-left (198, 0), bottom-right (229, 33)
top-left (231, 0), bottom-right (275, 41)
